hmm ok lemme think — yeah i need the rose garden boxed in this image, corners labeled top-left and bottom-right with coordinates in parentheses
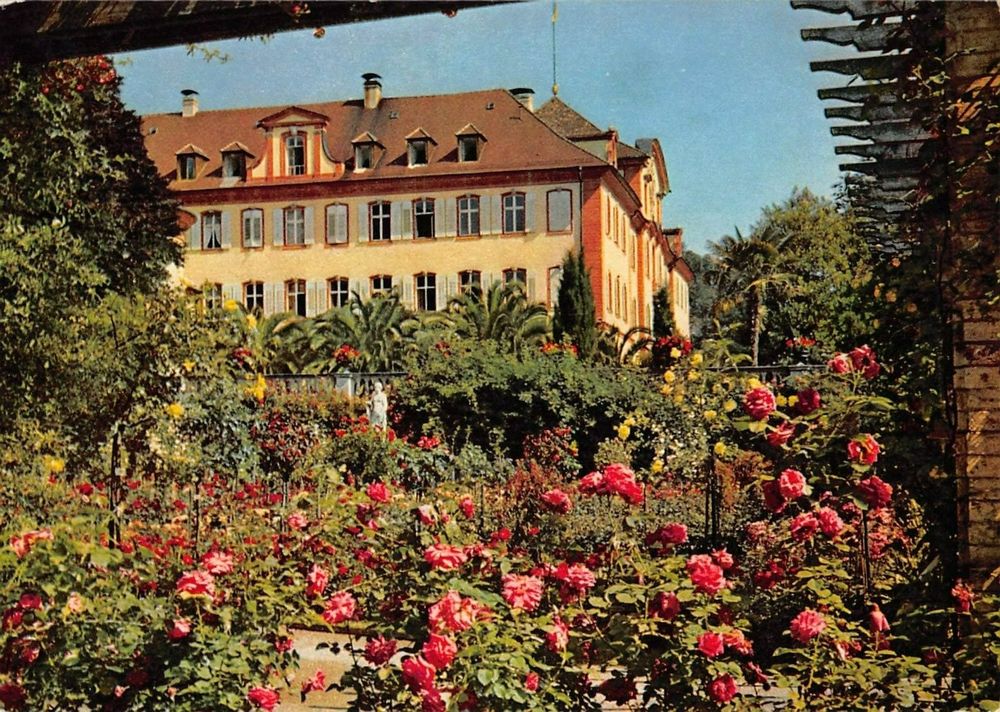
top-left (2, 29), bottom-right (1000, 712)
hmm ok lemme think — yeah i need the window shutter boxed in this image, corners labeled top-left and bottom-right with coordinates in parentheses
top-left (350, 279), bottom-right (363, 302)
top-left (220, 212), bottom-right (232, 249)
top-left (402, 276), bottom-right (414, 308)
top-left (329, 205), bottom-right (348, 244)
top-left (264, 283), bottom-right (277, 316)
top-left (222, 283), bottom-right (239, 303)
top-left (484, 272), bottom-right (497, 289)
top-left (357, 204), bottom-right (369, 243)
top-left (444, 198), bottom-right (457, 237)
top-left (272, 209), bottom-right (284, 247)
top-left (305, 280), bottom-right (320, 316)
top-left (446, 275), bottom-right (458, 299)
top-left (400, 201), bottom-right (413, 238)
top-left (490, 195), bottom-right (502, 234)
top-left (527, 275), bottom-right (537, 302)
top-left (435, 280), bottom-right (446, 311)
top-left (434, 199), bottom-right (445, 239)
top-left (188, 216), bottom-right (201, 250)
top-left (304, 206), bottom-right (315, 245)
top-left (525, 191), bottom-right (536, 232)
top-left (389, 201), bottom-right (402, 239)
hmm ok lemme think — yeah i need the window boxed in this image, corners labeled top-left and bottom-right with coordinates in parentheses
top-left (370, 275), bottom-right (393, 297)
top-left (178, 154), bottom-right (197, 180)
top-left (458, 136), bottom-right (479, 162)
top-left (286, 279), bottom-right (307, 316)
top-left (502, 192), bottom-right (526, 233)
top-left (326, 203), bottom-right (348, 245)
top-left (459, 270), bottom-right (481, 296)
top-left (413, 198), bottom-right (435, 238)
top-left (329, 277), bottom-right (349, 308)
top-left (415, 273), bottom-right (437, 311)
top-left (547, 189), bottom-right (572, 232)
top-left (222, 152), bottom-right (246, 179)
top-left (408, 140), bottom-right (428, 167)
top-left (204, 283), bottom-right (222, 310)
top-left (285, 135), bottom-right (305, 175)
top-left (242, 209), bottom-right (263, 248)
top-left (369, 202), bottom-right (391, 241)
top-left (356, 144), bottom-right (374, 170)
top-left (457, 195), bottom-right (480, 236)
top-left (503, 268), bottom-right (527, 287)
top-left (244, 282), bottom-right (264, 313)
top-left (284, 206), bottom-right (305, 245)
top-left (201, 212), bottom-right (222, 250)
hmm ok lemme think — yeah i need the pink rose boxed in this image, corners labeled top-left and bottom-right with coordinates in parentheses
top-left (789, 609), bottom-right (826, 644)
top-left (790, 512), bottom-right (818, 541)
top-left (546, 616), bottom-right (570, 652)
top-left (817, 507), bottom-right (844, 538)
top-left (707, 674), bottom-right (737, 703)
top-left (554, 563), bottom-right (596, 600)
top-left (646, 522), bottom-right (688, 548)
top-left (402, 656), bottom-right (436, 692)
top-left (200, 550), bottom-right (234, 575)
top-left (697, 631), bottom-right (725, 658)
top-left (869, 604), bottom-right (890, 633)
top-left (301, 669), bottom-right (326, 694)
top-left (247, 686), bottom-right (280, 711)
top-left (501, 574), bottom-right (544, 612)
top-left (828, 352), bottom-right (852, 373)
top-left (364, 635), bottom-right (397, 666)
top-left (428, 590), bottom-right (490, 633)
top-left (847, 434), bottom-right (881, 465)
top-left (366, 481), bottom-right (390, 503)
top-left (321, 590), bottom-right (356, 626)
top-left (711, 548), bottom-right (734, 571)
top-left (424, 544), bottom-right (468, 571)
top-left (459, 496), bottom-right (475, 518)
top-left (306, 564), bottom-right (329, 598)
top-left (777, 468), bottom-right (807, 500)
top-left (766, 421), bottom-right (796, 447)
top-left (540, 488), bottom-right (572, 514)
top-left (176, 570), bottom-right (215, 598)
top-left (421, 633), bottom-right (457, 669)
top-left (168, 618), bottom-right (192, 640)
top-left (743, 387), bottom-right (776, 420)
top-left (849, 344), bottom-right (880, 379)
top-left (287, 511), bottom-right (309, 530)
top-left (857, 475), bottom-right (892, 509)
top-left (686, 555), bottom-right (727, 596)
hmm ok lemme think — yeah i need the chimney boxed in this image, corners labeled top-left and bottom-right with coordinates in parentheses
top-left (181, 89), bottom-right (199, 118)
top-left (362, 73), bottom-right (382, 110)
top-left (511, 87), bottom-right (535, 112)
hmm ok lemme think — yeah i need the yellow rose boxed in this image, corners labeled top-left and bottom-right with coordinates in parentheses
top-left (624, 416), bottom-right (636, 427)
top-left (663, 371), bottom-right (676, 383)
top-left (617, 424), bottom-right (631, 440)
top-left (687, 370), bottom-right (699, 381)
top-left (703, 409), bottom-right (717, 422)
top-left (747, 377), bottom-right (762, 389)
top-left (673, 394), bottom-right (684, 406)
top-left (43, 455), bottom-right (65, 475)
top-left (223, 299), bottom-right (238, 312)
top-left (246, 373), bottom-right (267, 401)
top-left (787, 395), bottom-right (799, 408)
top-left (691, 352), bottom-right (703, 367)
top-left (713, 441), bottom-right (727, 457)
top-left (182, 359), bottom-right (195, 372)
top-left (246, 314), bottom-right (258, 330)
top-left (651, 459), bottom-right (664, 474)
top-left (723, 399), bottom-right (737, 413)
top-left (670, 347), bottom-right (681, 359)
top-left (660, 384), bottom-right (673, 396)
top-left (874, 285), bottom-right (882, 298)
top-left (775, 394), bottom-right (788, 407)
top-left (165, 402), bottom-right (185, 419)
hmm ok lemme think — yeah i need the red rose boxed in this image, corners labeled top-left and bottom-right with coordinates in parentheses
top-left (707, 674), bottom-right (737, 704)
top-left (951, 581), bottom-right (974, 614)
top-left (459, 496), bottom-right (475, 518)
top-left (777, 468), bottom-right (807, 500)
top-left (711, 548), bottom-right (734, 571)
top-left (424, 544), bottom-right (468, 571)
top-left (789, 609), bottom-right (826, 644)
top-left (828, 352), bottom-right (852, 373)
top-left (869, 604), bottom-right (890, 633)
top-left (176, 570), bottom-right (215, 598)
top-left (428, 590), bottom-right (491, 633)
top-left (540, 488), bottom-right (573, 514)
top-left (849, 344), bottom-right (880, 379)
top-left (364, 635), bottom-right (397, 665)
top-left (366, 481), bottom-right (391, 503)
top-left (0, 683), bottom-right (27, 710)
top-left (524, 672), bottom-right (540, 692)
top-left (200, 550), bottom-right (234, 575)
top-left (18, 593), bottom-right (42, 611)
top-left (402, 656), bottom-right (436, 692)
top-left (306, 564), bottom-right (330, 599)
top-left (761, 480), bottom-right (786, 514)
top-left (421, 688), bottom-right (446, 712)
top-left (847, 434), bottom-right (881, 465)
top-left (501, 574), bottom-right (544, 612)
top-left (766, 421), bottom-right (796, 447)
top-left (790, 512), bottom-right (818, 541)
top-left (697, 631), bottom-right (725, 658)
top-left (857, 475), bottom-right (892, 509)
top-left (301, 669), bottom-right (326, 695)
top-left (554, 563), bottom-right (596, 600)
top-left (686, 555), bottom-right (727, 596)
top-left (421, 633), bottom-right (457, 669)
top-left (168, 618), bottom-right (191, 640)
top-left (743, 387), bottom-right (776, 420)
top-left (648, 591), bottom-right (681, 620)
top-left (646, 522), bottom-right (688, 548)
top-left (796, 387), bottom-right (821, 415)
top-left (602, 463), bottom-right (645, 505)
top-left (546, 616), bottom-right (570, 652)
top-left (817, 507), bottom-right (844, 537)
top-left (578, 471), bottom-right (604, 494)
top-left (597, 676), bottom-right (637, 704)
top-left (321, 590), bottom-right (356, 626)
top-left (247, 686), bottom-right (280, 711)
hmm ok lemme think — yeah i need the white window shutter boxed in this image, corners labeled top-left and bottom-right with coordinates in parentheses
top-left (329, 205), bottom-right (348, 244)
top-left (400, 201), bottom-right (413, 239)
top-left (350, 279), bottom-right (363, 302)
top-left (390, 201), bottom-right (402, 239)
top-left (490, 195), bottom-right (502, 234)
top-left (222, 283), bottom-right (239, 302)
top-left (188, 216), bottom-right (201, 250)
top-left (444, 198), bottom-right (457, 237)
top-left (446, 275), bottom-right (458, 299)
top-left (484, 272), bottom-right (497, 289)
top-left (357, 204), bottom-right (368, 242)
top-left (525, 191), bottom-right (536, 232)
top-left (435, 280), bottom-right (446, 311)
top-left (220, 212), bottom-right (232, 249)
top-left (434, 199), bottom-right (445, 238)
top-left (264, 283), bottom-right (277, 316)
top-left (305, 280), bottom-right (319, 316)
top-left (272, 209), bottom-right (284, 247)
top-left (402, 276), bottom-right (413, 308)
top-left (527, 275), bottom-right (537, 302)
top-left (304, 206), bottom-right (315, 245)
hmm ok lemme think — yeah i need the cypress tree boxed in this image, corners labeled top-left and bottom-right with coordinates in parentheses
top-left (553, 249), bottom-right (597, 359)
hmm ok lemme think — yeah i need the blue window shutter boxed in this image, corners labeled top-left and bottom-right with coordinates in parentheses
top-left (220, 211), bottom-right (232, 249)
top-left (357, 204), bottom-right (369, 242)
top-left (272, 209), bottom-right (284, 247)
top-left (304, 206), bottom-right (315, 245)
top-left (188, 215), bottom-right (201, 250)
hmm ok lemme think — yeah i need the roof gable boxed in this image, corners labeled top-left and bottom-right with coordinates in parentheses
top-left (256, 105), bottom-right (329, 129)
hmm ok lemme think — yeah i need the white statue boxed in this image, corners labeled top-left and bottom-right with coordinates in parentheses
top-left (369, 381), bottom-right (388, 430)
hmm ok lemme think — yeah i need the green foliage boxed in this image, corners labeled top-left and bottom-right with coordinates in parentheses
top-left (683, 250), bottom-right (717, 339)
top-left (552, 249), bottom-right (597, 359)
top-left (652, 285), bottom-right (672, 338)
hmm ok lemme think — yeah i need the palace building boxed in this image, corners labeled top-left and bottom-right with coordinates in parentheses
top-left (142, 75), bottom-right (690, 334)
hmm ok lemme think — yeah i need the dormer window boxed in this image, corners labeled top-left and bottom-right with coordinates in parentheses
top-left (409, 141), bottom-right (428, 166)
top-left (455, 124), bottom-right (485, 163)
top-left (175, 144), bottom-right (208, 181)
top-left (222, 152), bottom-right (246, 179)
top-left (351, 132), bottom-right (383, 172)
top-left (285, 134), bottom-right (305, 175)
top-left (405, 128), bottom-right (436, 168)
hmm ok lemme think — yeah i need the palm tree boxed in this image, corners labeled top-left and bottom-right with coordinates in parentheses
top-left (706, 227), bottom-right (791, 366)
top-left (446, 281), bottom-right (549, 356)
top-left (309, 291), bottom-right (407, 372)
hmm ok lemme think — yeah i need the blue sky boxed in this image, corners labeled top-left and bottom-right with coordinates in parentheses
top-left (115, 0), bottom-right (848, 254)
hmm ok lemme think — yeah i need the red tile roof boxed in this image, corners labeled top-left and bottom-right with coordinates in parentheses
top-left (535, 96), bottom-right (603, 139)
top-left (142, 89), bottom-right (606, 191)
